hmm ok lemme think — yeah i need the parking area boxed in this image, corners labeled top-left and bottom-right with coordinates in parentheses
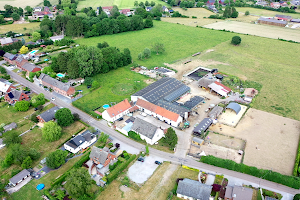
top-left (127, 155), bottom-right (165, 184)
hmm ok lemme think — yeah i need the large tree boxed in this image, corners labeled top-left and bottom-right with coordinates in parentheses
top-left (67, 59), bottom-right (80, 79)
top-left (55, 108), bottom-right (74, 127)
top-left (162, 127), bottom-right (178, 150)
top-left (20, 46), bottom-right (29, 54)
top-left (31, 93), bottom-right (45, 107)
top-left (231, 36), bottom-right (241, 45)
top-left (32, 32), bottom-right (41, 42)
top-left (11, 13), bottom-right (20, 21)
top-left (65, 168), bottom-right (93, 197)
top-left (46, 149), bottom-right (68, 169)
top-left (42, 121), bottom-right (62, 142)
top-left (25, 6), bottom-right (33, 15)
top-left (15, 100), bottom-right (30, 111)
top-left (21, 156), bottom-right (32, 169)
top-left (3, 131), bottom-right (22, 147)
top-left (152, 43), bottom-right (165, 55)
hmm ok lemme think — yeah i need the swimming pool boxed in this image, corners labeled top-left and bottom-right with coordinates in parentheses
top-left (56, 73), bottom-right (65, 78)
top-left (29, 50), bottom-right (38, 55)
top-left (103, 104), bottom-right (110, 109)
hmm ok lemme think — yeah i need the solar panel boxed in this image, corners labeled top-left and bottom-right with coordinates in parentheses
top-left (8, 92), bottom-right (14, 98)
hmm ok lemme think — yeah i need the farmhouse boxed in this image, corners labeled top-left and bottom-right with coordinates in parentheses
top-left (37, 106), bottom-right (61, 123)
top-left (177, 178), bottom-right (212, 200)
top-left (3, 52), bottom-right (17, 65)
top-left (49, 35), bottom-right (64, 42)
top-left (5, 90), bottom-right (30, 105)
top-left (101, 6), bottom-right (113, 15)
top-left (102, 99), bottom-right (132, 122)
top-left (225, 186), bottom-right (253, 200)
top-left (39, 73), bottom-right (75, 97)
top-left (193, 118), bottom-right (213, 136)
top-left (9, 169), bottom-right (31, 187)
top-left (89, 146), bottom-right (117, 177)
top-left (275, 14), bottom-right (292, 21)
top-left (32, 7), bottom-right (53, 19)
top-left (0, 78), bottom-right (15, 95)
top-left (208, 81), bottom-right (231, 97)
top-left (20, 62), bottom-right (41, 78)
top-left (258, 17), bottom-right (288, 27)
top-left (64, 130), bottom-right (97, 154)
top-left (131, 117), bottom-right (165, 145)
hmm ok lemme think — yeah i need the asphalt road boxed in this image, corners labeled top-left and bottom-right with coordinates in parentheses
top-left (6, 69), bottom-right (300, 195)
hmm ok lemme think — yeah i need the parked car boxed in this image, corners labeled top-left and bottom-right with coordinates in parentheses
top-left (51, 97), bottom-right (55, 101)
top-left (155, 161), bottom-right (162, 165)
top-left (140, 112), bottom-right (147, 117)
top-left (117, 117), bottom-right (123, 121)
top-left (137, 157), bottom-right (144, 162)
top-left (34, 107), bottom-right (38, 111)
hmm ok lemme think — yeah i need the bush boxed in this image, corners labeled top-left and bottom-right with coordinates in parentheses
top-left (231, 36), bottom-right (241, 45)
top-left (294, 141), bottom-right (300, 176)
top-left (200, 155), bottom-right (300, 189)
top-left (245, 10), bottom-right (250, 15)
top-left (128, 131), bottom-right (143, 142)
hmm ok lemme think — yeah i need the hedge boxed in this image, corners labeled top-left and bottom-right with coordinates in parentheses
top-left (44, 190), bottom-right (56, 200)
top-left (200, 155), bottom-right (300, 189)
top-left (107, 154), bottom-right (136, 183)
top-left (73, 152), bottom-right (90, 168)
top-left (56, 127), bottom-right (86, 148)
top-left (182, 165), bottom-right (199, 172)
top-left (293, 141), bottom-right (300, 176)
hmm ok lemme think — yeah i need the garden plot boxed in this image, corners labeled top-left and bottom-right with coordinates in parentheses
top-left (217, 105), bottom-right (248, 127)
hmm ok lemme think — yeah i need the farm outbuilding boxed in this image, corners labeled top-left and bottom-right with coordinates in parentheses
top-left (226, 102), bottom-right (241, 115)
top-left (258, 17), bottom-right (287, 27)
top-left (275, 14), bottom-right (292, 21)
top-left (193, 118), bottom-right (213, 136)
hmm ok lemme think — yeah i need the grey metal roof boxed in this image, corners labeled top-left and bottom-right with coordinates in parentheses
top-left (38, 106), bottom-right (61, 122)
top-left (265, 197), bottom-right (277, 200)
top-left (193, 118), bottom-right (213, 134)
top-left (164, 85), bottom-right (190, 102)
top-left (183, 96), bottom-right (204, 109)
top-left (89, 146), bottom-right (109, 165)
top-left (132, 77), bottom-right (190, 104)
top-left (9, 169), bottom-right (30, 185)
top-left (176, 178), bottom-right (212, 200)
top-left (39, 73), bottom-right (71, 92)
top-left (156, 99), bottom-right (189, 118)
top-left (1, 37), bottom-right (13, 45)
top-left (258, 17), bottom-right (288, 25)
top-left (3, 52), bottom-right (16, 60)
top-left (131, 118), bottom-right (158, 139)
top-left (22, 62), bottom-right (41, 72)
top-left (230, 186), bottom-right (253, 200)
top-left (208, 106), bottom-right (223, 119)
top-left (226, 102), bottom-right (241, 115)
top-left (198, 77), bottom-right (215, 88)
top-left (156, 67), bottom-right (172, 73)
top-left (192, 137), bottom-right (203, 144)
top-left (3, 122), bottom-right (17, 131)
top-left (291, 19), bottom-right (300, 23)
top-left (275, 14), bottom-right (292, 19)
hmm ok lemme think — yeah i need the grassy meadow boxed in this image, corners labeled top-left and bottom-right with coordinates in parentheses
top-left (0, 22), bottom-right (41, 34)
top-left (236, 7), bottom-right (300, 18)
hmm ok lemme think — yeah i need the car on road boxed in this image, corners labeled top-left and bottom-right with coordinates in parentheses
top-left (140, 112), bottom-right (147, 117)
top-left (51, 97), bottom-right (55, 101)
top-left (155, 161), bottom-right (162, 165)
top-left (137, 157), bottom-right (144, 162)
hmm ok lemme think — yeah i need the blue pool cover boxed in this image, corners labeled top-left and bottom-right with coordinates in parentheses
top-left (36, 184), bottom-right (45, 190)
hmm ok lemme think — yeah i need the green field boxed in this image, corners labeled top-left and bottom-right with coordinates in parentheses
top-left (77, 0), bottom-right (168, 10)
top-left (236, 7), bottom-right (300, 19)
top-left (75, 21), bottom-right (233, 68)
top-left (0, 22), bottom-right (41, 34)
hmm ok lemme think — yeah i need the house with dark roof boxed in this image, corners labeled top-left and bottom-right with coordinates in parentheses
top-left (3, 52), bottom-right (17, 65)
top-left (9, 169), bottom-right (31, 187)
top-left (37, 106), bottom-right (61, 123)
top-left (193, 118), bottom-right (213, 136)
top-left (3, 122), bottom-right (17, 132)
top-left (19, 62), bottom-right (41, 78)
top-left (146, 7), bottom-right (153, 11)
top-left (0, 78), bottom-right (15, 95)
top-left (39, 73), bottom-right (75, 97)
top-left (131, 117), bottom-right (164, 145)
top-left (225, 186), bottom-right (253, 200)
top-left (64, 130), bottom-right (97, 153)
top-left (102, 99), bottom-right (132, 122)
top-left (177, 178), bottom-right (212, 200)
top-left (89, 146), bottom-right (117, 176)
top-left (208, 81), bottom-right (231, 97)
top-left (15, 55), bottom-right (28, 68)
top-left (5, 90), bottom-right (30, 105)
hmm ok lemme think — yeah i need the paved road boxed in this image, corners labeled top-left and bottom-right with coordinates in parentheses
top-left (6, 69), bottom-right (300, 196)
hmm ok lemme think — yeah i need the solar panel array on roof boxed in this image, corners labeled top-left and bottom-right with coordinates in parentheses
top-left (157, 99), bottom-right (189, 118)
top-left (164, 85), bottom-right (190, 102)
top-left (156, 67), bottom-right (172, 73)
top-left (8, 92), bottom-right (14, 98)
top-left (183, 96), bottom-right (204, 109)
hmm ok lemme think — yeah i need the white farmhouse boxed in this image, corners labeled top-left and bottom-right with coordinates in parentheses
top-left (64, 130), bottom-right (97, 154)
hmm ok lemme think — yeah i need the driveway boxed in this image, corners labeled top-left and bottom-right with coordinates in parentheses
top-left (6, 177), bottom-right (32, 194)
top-left (127, 155), bottom-right (164, 184)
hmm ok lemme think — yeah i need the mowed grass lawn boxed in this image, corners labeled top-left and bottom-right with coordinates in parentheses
top-left (75, 21), bottom-right (233, 68)
top-left (73, 67), bottom-right (149, 113)
top-left (236, 7), bottom-right (300, 18)
top-left (0, 22), bottom-right (41, 34)
top-left (199, 35), bottom-right (300, 120)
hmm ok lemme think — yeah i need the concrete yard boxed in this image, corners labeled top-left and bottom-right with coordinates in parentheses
top-left (209, 108), bottom-right (300, 175)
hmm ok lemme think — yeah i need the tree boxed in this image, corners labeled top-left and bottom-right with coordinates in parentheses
top-left (67, 59), bottom-right (80, 79)
top-left (46, 149), bottom-right (68, 169)
top-left (73, 113), bottom-right (80, 121)
top-left (123, 48), bottom-right (132, 65)
top-left (134, 1), bottom-right (139, 7)
top-left (2, 152), bottom-right (14, 167)
top-left (31, 93), bottom-right (45, 107)
top-left (44, 0), bottom-right (52, 7)
top-left (15, 100), bottom-right (30, 111)
top-left (55, 108), bottom-right (74, 127)
top-left (144, 15), bottom-right (153, 28)
top-left (0, 66), bottom-right (6, 74)
top-left (99, 132), bottom-right (109, 143)
top-left (28, 148), bottom-right (40, 160)
top-left (231, 36), bottom-right (241, 45)
top-left (163, 127), bottom-right (178, 150)
top-left (21, 156), bottom-right (32, 169)
top-left (245, 10), bottom-right (250, 16)
top-left (138, 52), bottom-right (143, 60)
top-left (10, 144), bottom-right (28, 165)
top-left (152, 43), bottom-right (165, 55)
top-left (110, 5), bottom-right (120, 18)
top-left (150, 1), bottom-right (156, 6)
top-left (42, 121), bottom-right (62, 142)
top-left (25, 6), bottom-right (33, 15)
top-left (0, 15), bottom-right (5, 24)
top-left (294, 194), bottom-right (300, 200)
top-left (12, 13), bottom-right (20, 21)
top-left (32, 32), bottom-right (41, 42)
top-left (65, 168), bottom-right (93, 198)
top-left (97, 42), bottom-right (109, 49)
top-left (145, 1), bottom-right (150, 6)
top-left (139, 1), bottom-right (145, 8)
top-left (92, 80), bottom-right (100, 89)
top-left (3, 131), bottom-right (22, 147)
top-left (143, 48), bottom-right (151, 59)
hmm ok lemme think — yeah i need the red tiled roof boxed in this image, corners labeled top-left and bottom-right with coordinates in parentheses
top-left (155, 106), bottom-right (180, 122)
top-left (102, 6), bottom-right (113, 10)
top-left (136, 99), bottom-right (157, 112)
top-left (121, 9), bottom-right (130, 14)
top-left (106, 99), bottom-right (131, 118)
top-left (214, 81), bottom-right (231, 93)
top-left (129, 106), bottom-right (139, 112)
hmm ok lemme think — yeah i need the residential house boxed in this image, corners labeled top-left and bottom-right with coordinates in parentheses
top-left (206, 0), bottom-right (215, 6)
top-left (39, 73), bottom-right (75, 97)
top-left (162, 6), bottom-right (169, 12)
top-left (193, 118), bottom-right (213, 136)
top-left (89, 146), bottom-right (117, 176)
top-left (32, 7), bottom-right (53, 20)
top-left (177, 178), bottom-right (212, 200)
top-left (64, 130), bottom-right (97, 154)
top-left (0, 78), bottom-right (15, 95)
top-left (37, 106), bottom-right (61, 123)
top-left (243, 88), bottom-right (258, 102)
top-left (19, 62), bottom-right (41, 78)
top-left (0, 138), bottom-right (5, 149)
top-left (0, 37), bottom-right (19, 46)
top-left (25, 41), bottom-right (36, 46)
top-left (275, 14), bottom-right (292, 21)
top-left (270, 2), bottom-right (280, 8)
top-left (9, 169), bottom-right (31, 187)
top-left (34, 7), bottom-right (42, 12)
top-left (279, 1), bottom-right (288, 7)
top-left (15, 55), bottom-right (28, 68)
top-left (3, 122), bottom-right (17, 132)
top-left (208, 81), bottom-right (231, 97)
top-left (225, 186), bottom-right (253, 200)
top-left (49, 35), bottom-right (64, 42)
top-left (120, 9), bottom-right (131, 16)
top-left (5, 90), bottom-right (30, 105)
top-left (102, 99), bottom-right (132, 122)
top-left (131, 117), bottom-right (165, 145)
top-left (258, 17), bottom-right (288, 27)
top-left (192, 137), bottom-right (204, 146)
top-left (102, 6), bottom-right (113, 15)
top-left (3, 52), bottom-right (17, 65)
top-left (146, 7), bottom-right (153, 11)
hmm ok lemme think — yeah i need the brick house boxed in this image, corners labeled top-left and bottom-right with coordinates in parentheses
top-left (39, 73), bottom-right (75, 97)
top-left (20, 62), bottom-right (41, 78)
top-left (5, 90), bottom-right (30, 105)
top-left (15, 55), bottom-right (28, 68)
top-left (0, 78), bottom-right (16, 95)
top-left (3, 52), bottom-right (17, 65)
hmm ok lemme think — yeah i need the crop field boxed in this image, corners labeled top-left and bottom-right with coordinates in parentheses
top-left (236, 7), bottom-right (300, 19)
top-left (203, 21), bottom-right (300, 42)
top-left (77, 0), bottom-right (168, 10)
top-left (0, 22), bottom-right (41, 34)
top-left (198, 34), bottom-right (300, 120)
top-left (75, 21), bottom-right (234, 68)
top-left (0, 0), bottom-right (57, 9)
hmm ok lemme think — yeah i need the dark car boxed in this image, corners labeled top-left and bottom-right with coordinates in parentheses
top-left (137, 157), bottom-right (144, 162)
top-left (117, 117), bottom-right (124, 121)
top-left (34, 107), bottom-right (38, 111)
top-left (87, 85), bottom-right (91, 89)
top-left (155, 161), bottom-right (162, 165)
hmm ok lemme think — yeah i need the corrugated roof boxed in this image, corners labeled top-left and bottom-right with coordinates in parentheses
top-left (208, 106), bottom-right (223, 119)
top-left (198, 77), bottom-right (216, 88)
top-left (193, 118), bottom-right (213, 134)
top-left (258, 17), bottom-right (288, 25)
top-left (183, 96), bottom-right (204, 109)
top-left (1, 37), bottom-right (13, 45)
top-left (131, 118), bottom-right (158, 139)
top-left (157, 99), bottom-right (189, 118)
top-left (275, 14), bottom-right (292, 19)
top-left (226, 102), bottom-right (241, 115)
top-left (176, 179), bottom-right (212, 200)
top-left (208, 81), bottom-right (231, 96)
top-left (106, 99), bottom-right (132, 118)
top-left (192, 137), bottom-right (204, 144)
top-left (164, 85), bottom-right (190, 102)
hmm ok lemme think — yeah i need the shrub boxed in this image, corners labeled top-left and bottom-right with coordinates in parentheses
top-left (245, 10), bottom-right (250, 15)
top-left (293, 141), bottom-right (300, 176)
top-left (231, 36), bottom-right (241, 45)
top-left (128, 131), bottom-right (143, 142)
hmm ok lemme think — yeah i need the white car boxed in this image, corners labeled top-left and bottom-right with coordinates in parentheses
top-left (51, 97), bottom-right (55, 101)
top-left (140, 112), bottom-right (147, 117)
